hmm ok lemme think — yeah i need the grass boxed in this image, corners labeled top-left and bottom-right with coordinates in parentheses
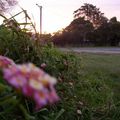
top-left (52, 52), bottom-right (120, 120)
top-left (1, 46), bottom-right (120, 120)
top-left (79, 53), bottom-right (120, 119)
top-left (80, 53), bottom-right (120, 99)
top-left (81, 53), bottom-right (120, 74)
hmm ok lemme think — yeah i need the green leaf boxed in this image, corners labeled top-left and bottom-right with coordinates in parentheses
top-left (54, 109), bottom-right (65, 120)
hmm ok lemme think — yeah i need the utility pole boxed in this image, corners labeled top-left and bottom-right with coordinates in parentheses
top-left (36, 4), bottom-right (42, 36)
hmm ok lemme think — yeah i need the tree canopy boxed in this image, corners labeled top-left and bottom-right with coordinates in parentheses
top-left (73, 3), bottom-right (108, 28)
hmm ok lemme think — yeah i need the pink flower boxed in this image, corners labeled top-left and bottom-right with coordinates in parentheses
top-left (7, 75), bottom-right (27, 89)
top-left (3, 65), bottom-right (27, 89)
top-left (0, 55), bottom-right (15, 68)
top-left (22, 85), bottom-right (33, 97)
top-left (2, 62), bottom-right (59, 110)
top-left (40, 63), bottom-right (47, 68)
top-left (46, 85), bottom-right (59, 104)
top-left (33, 86), bottom-right (59, 110)
top-left (34, 90), bottom-right (48, 110)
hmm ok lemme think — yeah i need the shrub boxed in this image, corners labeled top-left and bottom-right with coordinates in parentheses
top-left (0, 25), bottom-right (39, 63)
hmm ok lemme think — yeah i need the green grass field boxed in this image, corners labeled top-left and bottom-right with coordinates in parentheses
top-left (80, 53), bottom-right (120, 100)
top-left (81, 53), bottom-right (120, 74)
top-left (55, 52), bottom-right (120, 120)
top-left (78, 53), bottom-right (120, 119)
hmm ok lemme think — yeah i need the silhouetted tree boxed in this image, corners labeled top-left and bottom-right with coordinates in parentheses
top-left (53, 17), bottom-right (94, 46)
top-left (108, 20), bottom-right (120, 46)
top-left (74, 3), bottom-right (108, 28)
top-left (91, 17), bottom-right (120, 46)
top-left (110, 17), bottom-right (117, 23)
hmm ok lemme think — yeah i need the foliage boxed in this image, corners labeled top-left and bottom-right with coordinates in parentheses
top-left (0, 25), bottom-right (40, 63)
top-left (74, 3), bottom-right (108, 28)
top-left (53, 17), bottom-right (94, 46)
top-left (92, 18), bottom-right (120, 46)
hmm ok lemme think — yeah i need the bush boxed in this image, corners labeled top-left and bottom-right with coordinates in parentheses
top-left (0, 25), bottom-right (39, 63)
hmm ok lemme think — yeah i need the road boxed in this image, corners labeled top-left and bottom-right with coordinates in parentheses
top-left (59, 47), bottom-right (120, 54)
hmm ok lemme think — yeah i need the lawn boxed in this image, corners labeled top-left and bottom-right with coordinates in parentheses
top-left (81, 53), bottom-right (120, 75)
top-left (80, 53), bottom-right (120, 101)
top-left (78, 53), bottom-right (120, 119)
top-left (54, 52), bottom-right (120, 120)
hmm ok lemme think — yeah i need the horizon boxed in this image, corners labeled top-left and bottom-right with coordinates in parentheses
top-left (2, 0), bottom-right (120, 33)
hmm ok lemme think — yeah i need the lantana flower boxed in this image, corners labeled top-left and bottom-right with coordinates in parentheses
top-left (3, 62), bottom-right (59, 110)
top-left (40, 63), bottom-right (47, 69)
top-left (0, 55), bottom-right (15, 68)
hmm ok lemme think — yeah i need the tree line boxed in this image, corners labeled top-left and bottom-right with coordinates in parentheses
top-left (53, 3), bottom-right (120, 46)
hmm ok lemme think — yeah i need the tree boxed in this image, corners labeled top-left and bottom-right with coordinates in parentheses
top-left (108, 20), bottom-right (120, 46)
top-left (65, 17), bottom-right (93, 41)
top-left (91, 17), bottom-right (120, 46)
top-left (53, 17), bottom-right (94, 46)
top-left (74, 3), bottom-right (108, 28)
top-left (110, 17), bottom-right (117, 23)
top-left (0, 0), bottom-right (18, 14)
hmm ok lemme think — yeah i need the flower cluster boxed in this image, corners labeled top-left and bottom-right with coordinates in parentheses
top-left (0, 56), bottom-right (59, 110)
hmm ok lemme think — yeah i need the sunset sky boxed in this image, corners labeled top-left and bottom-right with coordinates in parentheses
top-left (10, 0), bottom-right (120, 33)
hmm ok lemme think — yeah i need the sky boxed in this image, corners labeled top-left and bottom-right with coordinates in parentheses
top-left (8, 0), bottom-right (120, 33)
